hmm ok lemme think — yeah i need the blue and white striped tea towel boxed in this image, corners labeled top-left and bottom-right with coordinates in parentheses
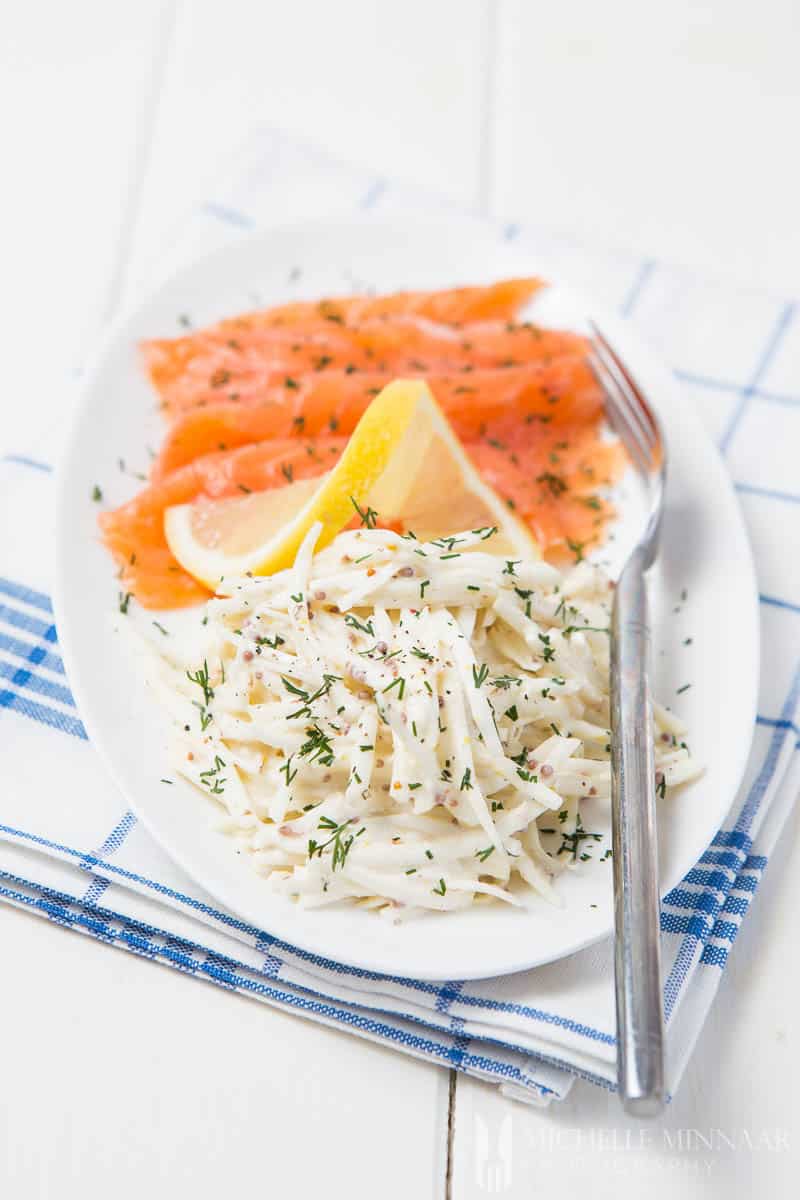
top-left (2, 128), bottom-right (798, 1105)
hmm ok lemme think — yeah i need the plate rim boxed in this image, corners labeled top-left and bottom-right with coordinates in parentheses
top-left (53, 216), bottom-right (761, 981)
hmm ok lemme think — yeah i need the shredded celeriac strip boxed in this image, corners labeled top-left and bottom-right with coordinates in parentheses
top-left (149, 522), bottom-right (701, 917)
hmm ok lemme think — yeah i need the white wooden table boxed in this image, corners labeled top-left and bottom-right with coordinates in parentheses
top-left (2, 3), bottom-right (798, 1196)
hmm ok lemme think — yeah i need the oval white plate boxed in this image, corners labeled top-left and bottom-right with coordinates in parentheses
top-left (54, 218), bottom-right (759, 981)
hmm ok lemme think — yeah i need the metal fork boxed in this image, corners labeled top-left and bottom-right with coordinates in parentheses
top-left (589, 323), bottom-right (667, 1116)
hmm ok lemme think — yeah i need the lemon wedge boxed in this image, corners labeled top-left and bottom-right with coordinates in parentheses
top-left (164, 380), bottom-right (537, 589)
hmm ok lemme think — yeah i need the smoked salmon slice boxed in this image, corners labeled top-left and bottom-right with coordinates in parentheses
top-left (467, 424), bottom-right (626, 555)
top-left (216, 278), bottom-right (543, 331)
top-left (100, 437), bottom-right (346, 609)
top-left (143, 315), bottom-right (582, 410)
top-left (150, 358), bottom-right (604, 478)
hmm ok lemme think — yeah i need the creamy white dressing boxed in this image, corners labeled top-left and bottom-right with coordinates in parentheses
top-left (152, 522), bottom-right (700, 916)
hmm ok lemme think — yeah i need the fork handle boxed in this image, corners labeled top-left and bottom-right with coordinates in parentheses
top-left (611, 550), bottom-right (666, 1116)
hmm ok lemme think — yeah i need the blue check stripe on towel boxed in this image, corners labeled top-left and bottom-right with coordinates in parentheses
top-left (661, 662), bottom-right (800, 1018)
top-left (0, 574), bottom-right (85, 740)
top-left (0, 868), bottom-right (557, 1097)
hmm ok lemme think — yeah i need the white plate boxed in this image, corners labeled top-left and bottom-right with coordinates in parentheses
top-left (54, 218), bottom-right (759, 981)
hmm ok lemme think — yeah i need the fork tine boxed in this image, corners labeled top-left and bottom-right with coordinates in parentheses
top-left (590, 322), bottom-right (661, 446)
top-left (589, 323), bottom-right (667, 479)
top-left (589, 352), bottom-right (653, 472)
top-left (591, 351), bottom-right (654, 460)
top-left (590, 338), bottom-right (656, 452)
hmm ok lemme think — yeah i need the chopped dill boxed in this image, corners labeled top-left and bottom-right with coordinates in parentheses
top-left (199, 755), bottom-right (226, 795)
top-left (350, 496), bottom-right (378, 528)
top-left (556, 815), bottom-right (602, 862)
top-left (298, 724), bottom-right (335, 767)
top-left (491, 674), bottom-right (521, 690)
top-left (186, 659), bottom-right (214, 706)
top-left (472, 663), bottom-right (489, 688)
top-left (538, 633), bottom-right (555, 662)
top-left (344, 613), bottom-right (375, 637)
